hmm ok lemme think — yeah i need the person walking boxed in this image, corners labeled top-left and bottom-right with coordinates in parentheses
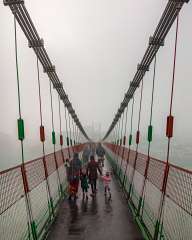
top-left (101, 171), bottom-right (112, 200)
top-left (86, 155), bottom-right (102, 197)
top-left (80, 170), bottom-right (89, 199)
top-left (68, 152), bottom-right (82, 200)
top-left (82, 146), bottom-right (91, 165)
top-left (96, 143), bottom-right (106, 167)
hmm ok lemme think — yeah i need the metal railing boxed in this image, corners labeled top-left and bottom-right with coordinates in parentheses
top-left (0, 144), bottom-right (85, 240)
top-left (105, 143), bottom-right (192, 240)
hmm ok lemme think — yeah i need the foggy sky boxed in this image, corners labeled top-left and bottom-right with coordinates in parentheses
top-left (0, 0), bottom-right (192, 169)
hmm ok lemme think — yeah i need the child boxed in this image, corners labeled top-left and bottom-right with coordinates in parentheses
top-left (68, 181), bottom-right (77, 200)
top-left (101, 171), bottom-right (111, 200)
top-left (80, 170), bottom-right (89, 199)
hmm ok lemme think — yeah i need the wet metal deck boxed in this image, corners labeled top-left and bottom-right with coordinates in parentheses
top-left (47, 163), bottom-right (143, 240)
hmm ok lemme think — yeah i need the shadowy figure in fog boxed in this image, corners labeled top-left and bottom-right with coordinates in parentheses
top-left (82, 146), bottom-right (91, 165)
top-left (96, 143), bottom-right (106, 168)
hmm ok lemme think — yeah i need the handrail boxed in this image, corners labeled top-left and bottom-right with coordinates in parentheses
top-left (105, 142), bottom-right (192, 240)
top-left (0, 144), bottom-right (85, 240)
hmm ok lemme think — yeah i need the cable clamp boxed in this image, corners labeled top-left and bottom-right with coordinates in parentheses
top-left (117, 109), bottom-right (121, 115)
top-left (149, 37), bottom-right (164, 47)
top-left (120, 102), bottom-right (126, 109)
top-left (65, 102), bottom-right (70, 107)
top-left (137, 64), bottom-right (149, 72)
top-left (61, 93), bottom-right (68, 101)
top-left (71, 110), bottom-right (75, 116)
top-left (43, 65), bottom-right (55, 73)
top-left (130, 81), bottom-right (140, 88)
top-left (169, 0), bottom-right (189, 4)
top-left (53, 82), bottom-right (63, 89)
top-left (125, 92), bottom-right (133, 99)
top-left (67, 103), bottom-right (73, 111)
top-left (4, 0), bottom-right (24, 6)
top-left (71, 113), bottom-right (76, 118)
top-left (170, 0), bottom-right (189, 10)
top-left (28, 39), bottom-right (44, 48)
top-left (119, 108), bottom-right (124, 114)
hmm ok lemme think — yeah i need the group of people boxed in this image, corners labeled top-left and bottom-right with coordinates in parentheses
top-left (65, 143), bottom-right (111, 201)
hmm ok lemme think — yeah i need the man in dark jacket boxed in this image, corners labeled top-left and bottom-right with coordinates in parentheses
top-left (96, 143), bottom-right (106, 167)
top-left (82, 145), bottom-right (91, 164)
top-left (86, 155), bottom-right (102, 196)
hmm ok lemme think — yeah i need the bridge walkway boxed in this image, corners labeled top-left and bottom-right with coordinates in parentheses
top-left (47, 160), bottom-right (143, 240)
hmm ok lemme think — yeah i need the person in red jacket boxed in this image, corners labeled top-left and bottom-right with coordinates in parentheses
top-left (68, 153), bottom-right (82, 200)
top-left (86, 155), bottom-right (102, 196)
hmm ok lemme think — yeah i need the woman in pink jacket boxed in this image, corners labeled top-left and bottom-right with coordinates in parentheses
top-left (101, 171), bottom-right (111, 199)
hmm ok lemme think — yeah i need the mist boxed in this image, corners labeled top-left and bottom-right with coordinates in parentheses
top-left (0, 0), bottom-right (192, 170)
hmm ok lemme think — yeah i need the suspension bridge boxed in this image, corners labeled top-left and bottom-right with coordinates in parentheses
top-left (0, 0), bottom-right (191, 239)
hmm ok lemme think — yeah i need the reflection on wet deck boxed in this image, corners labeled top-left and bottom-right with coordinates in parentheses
top-left (48, 164), bottom-right (143, 240)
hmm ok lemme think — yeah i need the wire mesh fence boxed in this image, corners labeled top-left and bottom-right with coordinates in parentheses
top-left (0, 144), bottom-right (85, 240)
top-left (0, 166), bottom-right (29, 240)
top-left (162, 165), bottom-right (192, 240)
top-left (105, 143), bottom-right (192, 240)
